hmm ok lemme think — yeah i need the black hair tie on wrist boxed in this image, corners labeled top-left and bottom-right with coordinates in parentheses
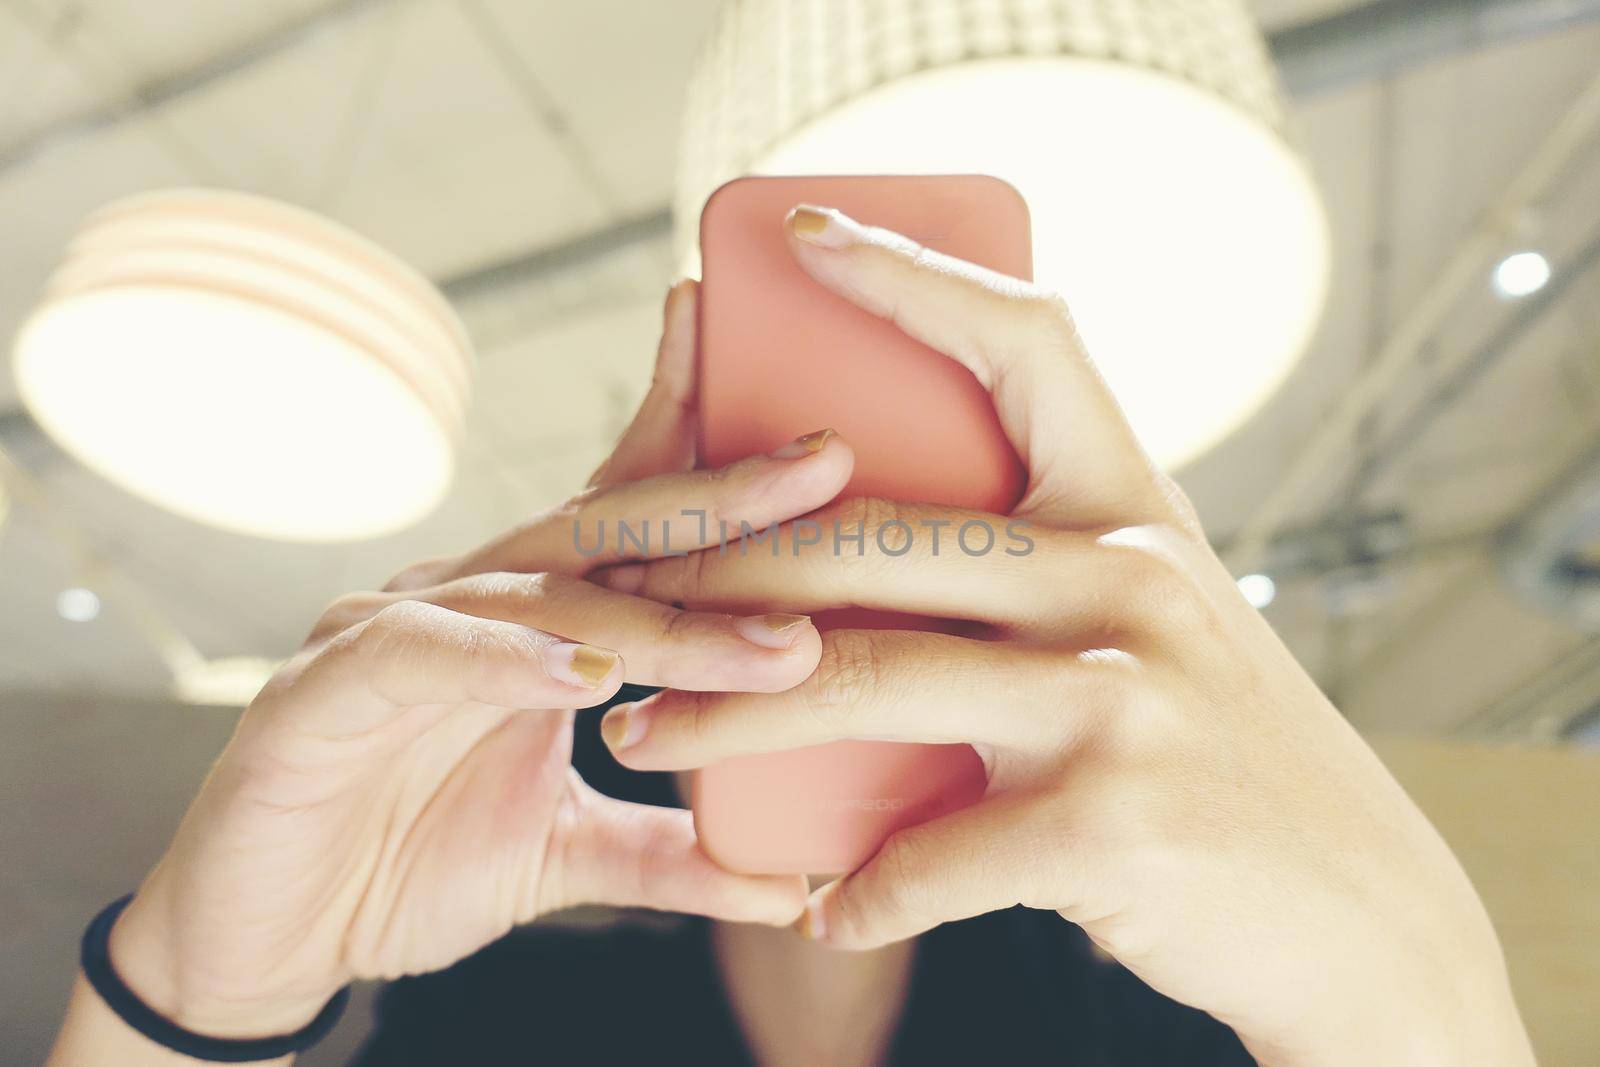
top-left (81, 894), bottom-right (351, 1063)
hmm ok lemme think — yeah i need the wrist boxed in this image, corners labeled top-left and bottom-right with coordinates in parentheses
top-left (108, 886), bottom-right (338, 1040)
top-left (1255, 945), bottom-right (1534, 1067)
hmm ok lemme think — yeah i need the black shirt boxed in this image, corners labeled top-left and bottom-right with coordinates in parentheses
top-left (350, 701), bottom-right (1253, 1066)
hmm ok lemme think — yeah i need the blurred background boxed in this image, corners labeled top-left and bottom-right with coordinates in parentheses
top-left (0, 0), bottom-right (1597, 1063)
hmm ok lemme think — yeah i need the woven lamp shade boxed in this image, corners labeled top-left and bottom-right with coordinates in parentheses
top-left (675, 0), bottom-right (1329, 469)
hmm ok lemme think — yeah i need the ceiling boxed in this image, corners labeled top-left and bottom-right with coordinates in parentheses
top-left (0, 0), bottom-right (1598, 746)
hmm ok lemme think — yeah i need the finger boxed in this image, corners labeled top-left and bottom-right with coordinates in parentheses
top-left (600, 629), bottom-right (1126, 769)
top-left (785, 204), bottom-right (1166, 528)
top-left (595, 498), bottom-right (1050, 626)
top-left (381, 554), bottom-right (455, 594)
top-left (310, 572), bottom-right (822, 693)
top-left (433, 428), bottom-right (854, 581)
top-left (384, 286), bottom-right (703, 595)
top-left (550, 778), bottom-right (807, 925)
top-left (586, 280), bottom-right (701, 489)
top-left (799, 789), bottom-right (1065, 950)
top-left (595, 504), bottom-right (1200, 644)
top-left (285, 600), bottom-right (622, 736)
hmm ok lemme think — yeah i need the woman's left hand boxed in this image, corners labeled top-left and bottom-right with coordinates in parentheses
top-left (593, 206), bottom-right (1535, 1067)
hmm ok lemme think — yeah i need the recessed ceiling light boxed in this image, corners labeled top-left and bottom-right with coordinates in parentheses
top-left (1237, 572), bottom-right (1277, 609)
top-left (57, 586), bottom-right (101, 622)
top-left (13, 189), bottom-right (473, 542)
top-left (1492, 251), bottom-right (1551, 299)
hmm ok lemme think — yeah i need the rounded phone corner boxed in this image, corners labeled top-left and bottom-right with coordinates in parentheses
top-left (696, 175), bottom-right (761, 248)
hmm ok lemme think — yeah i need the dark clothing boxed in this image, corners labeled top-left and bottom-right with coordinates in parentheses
top-left (352, 908), bottom-right (1252, 1066)
top-left (351, 697), bottom-right (1253, 1066)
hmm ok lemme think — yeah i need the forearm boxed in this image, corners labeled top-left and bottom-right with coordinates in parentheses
top-left (48, 974), bottom-right (294, 1067)
top-left (1242, 939), bottom-right (1536, 1067)
top-left (48, 885), bottom-right (317, 1067)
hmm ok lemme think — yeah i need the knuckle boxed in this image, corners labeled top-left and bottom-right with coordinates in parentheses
top-left (657, 601), bottom-right (702, 647)
top-left (638, 546), bottom-right (707, 607)
top-left (674, 543), bottom-right (712, 604)
top-left (249, 652), bottom-right (308, 708)
top-left (1054, 649), bottom-right (1138, 721)
top-left (1102, 531), bottom-right (1214, 638)
top-left (1137, 551), bottom-right (1202, 618)
top-left (810, 630), bottom-right (884, 715)
top-left (674, 691), bottom-right (722, 750)
top-left (1019, 290), bottom-right (1084, 352)
top-left (685, 474), bottom-right (741, 538)
top-left (872, 831), bottom-right (939, 922)
top-left (454, 572), bottom-right (572, 634)
top-left (454, 569), bottom-right (558, 610)
top-left (1075, 656), bottom-right (1171, 748)
top-left (356, 599), bottom-right (439, 656)
top-left (702, 459), bottom-right (739, 490)
top-left (859, 495), bottom-right (905, 536)
top-left (828, 496), bottom-right (908, 564)
top-left (309, 590), bottom-right (385, 644)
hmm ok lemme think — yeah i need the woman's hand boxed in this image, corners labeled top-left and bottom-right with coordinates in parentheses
top-left (594, 210), bottom-right (1535, 1066)
top-left (90, 284), bottom-right (854, 1044)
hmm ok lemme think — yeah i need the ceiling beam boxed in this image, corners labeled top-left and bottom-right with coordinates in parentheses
top-left (1273, 0), bottom-right (1600, 94)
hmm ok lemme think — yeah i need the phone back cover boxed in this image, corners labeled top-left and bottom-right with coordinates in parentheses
top-left (696, 174), bottom-right (1032, 874)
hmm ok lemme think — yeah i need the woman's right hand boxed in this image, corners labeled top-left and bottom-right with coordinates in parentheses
top-left (97, 284), bottom-right (854, 1042)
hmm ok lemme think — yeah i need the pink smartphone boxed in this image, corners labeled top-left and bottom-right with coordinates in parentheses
top-left (694, 175), bottom-right (1032, 874)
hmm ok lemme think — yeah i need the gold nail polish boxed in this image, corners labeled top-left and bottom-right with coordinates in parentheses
top-left (600, 704), bottom-right (633, 749)
top-left (760, 614), bottom-right (810, 635)
top-left (791, 206), bottom-right (831, 238)
top-left (794, 428), bottom-right (835, 453)
top-left (769, 428), bottom-right (838, 459)
top-left (570, 645), bottom-right (619, 686)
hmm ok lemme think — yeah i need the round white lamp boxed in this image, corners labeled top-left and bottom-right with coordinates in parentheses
top-left (12, 189), bottom-right (473, 541)
top-left (676, 0), bottom-right (1330, 469)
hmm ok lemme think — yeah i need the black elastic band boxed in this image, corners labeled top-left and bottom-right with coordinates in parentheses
top-left (81, 894), bottom-right (351, 1063)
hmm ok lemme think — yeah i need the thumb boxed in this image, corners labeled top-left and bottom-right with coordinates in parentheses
top-left (799, 791), bottom-right (1058, 950)
top-left (587, 280), bottom-right (701, 489)
top-left (548, 778), bottom-right (807, 926)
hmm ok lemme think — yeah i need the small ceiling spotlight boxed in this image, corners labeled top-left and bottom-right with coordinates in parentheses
top-left (1237, 572), bottom-right (1277, 609)
top-left (1492, 251), bottom-right (1551, 299)
top-left (56, 586), bottom-right (101, 622)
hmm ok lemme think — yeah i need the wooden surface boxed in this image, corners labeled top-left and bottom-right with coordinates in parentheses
top-left (1373, 738), bottom-right (1600, 1066)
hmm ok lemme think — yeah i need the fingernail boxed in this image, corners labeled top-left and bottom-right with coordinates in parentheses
top-left (600, 702), bottom-right (648, 750)
top-left (794, 896), bottom-right (826, 940)
top-left (546, 643), bottom-right (620, 688)
top-left (736, 613), bottom-right (811, 650)
top-left (788, 205), bottom-right (858, 249)
top-left (662, 278), bottom-right (689, 323)
top-left (769, 428), bottom-right (836, 459)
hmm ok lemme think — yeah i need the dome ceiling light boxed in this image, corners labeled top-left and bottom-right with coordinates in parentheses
top-left (676, 0), bottom-right (1331, 470)
top-left (12, 189), bottom-right (473, 542)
